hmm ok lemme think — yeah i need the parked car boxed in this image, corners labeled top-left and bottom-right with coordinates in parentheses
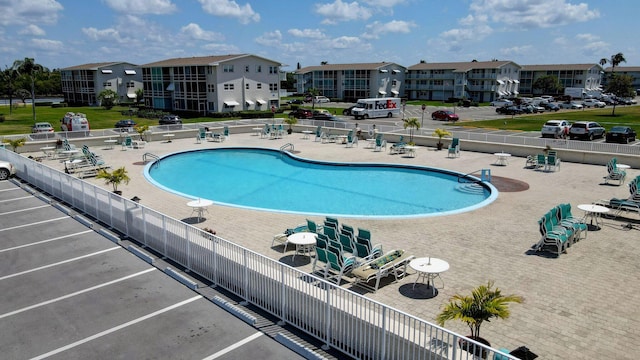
top-left (560, 102), bottom-right (583, 110)
top-left (582, 99), bottom-right (606, 108)
top-left (0, 160), bottom-right (16, 181)
top-left (431, 110), bottom-right (459, 121)
top-left (544, 103), bottom-right (560, 112)
top-left (518, 104), bottom-right (537, 114)
top-left (532, 105), bottom-right (546, 113)
top-left (312, 109), bottom-right (334, 120)
top-left (617, 98), bottom-right (634, 105)
top-left (605, 126), bottom-right (637, 143)
top-left (569, 121), bottom-right (606, 140)
top-left (490, 99), bottom-right (513, 107)
top-left (287, 99), bottom-right (304, 105)
top-left (115, 119), bottom-right (137, 130)
top-left (31, 122), bottom-right (55, 133)
top-left (159, 114), bottom-right (181, 125)
top-left (496, 106), bottom-right (523, 115)
top-left (290, 108), bottom-right (313, 119)
top-left (313, 96), bottom-right (330, 103)
top-left (541, 120), bottom-right (571, 139)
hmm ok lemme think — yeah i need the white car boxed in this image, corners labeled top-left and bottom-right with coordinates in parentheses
top-left (560, 102), bottom-right (583, 110)
top-left (582, 99), bottom-right (606, 108)
top-left (0, 160), bottom-right (16, 180)
top-left (313, 96), bottom-right (330, 103)
top-left (490, 99), bottom-right (513, 107)
top-left (541, 120), bottom-right (571, 138)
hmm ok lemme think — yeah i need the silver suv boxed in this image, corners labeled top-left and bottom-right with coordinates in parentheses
top-left (569, 121), bottom-right (606, 141)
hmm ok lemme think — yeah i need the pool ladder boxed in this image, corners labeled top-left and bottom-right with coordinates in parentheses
top-left (143, 153), bottom-right (160, 168)
top-left (280, 143), bottom-right (294, 153)
top-left (457, 169), bottom-right (491, 183)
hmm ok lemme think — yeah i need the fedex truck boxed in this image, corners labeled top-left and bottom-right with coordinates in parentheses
top-left (351, 97), bottom-right (401, 120)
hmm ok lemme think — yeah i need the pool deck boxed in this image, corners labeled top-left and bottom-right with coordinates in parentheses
top-left (30, 132), bottom-right (640, 360)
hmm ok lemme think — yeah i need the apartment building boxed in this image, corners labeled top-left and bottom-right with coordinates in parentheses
top-left (294, 62), bottom-right (406, 102)
top-left (405, 60), bottom-right (521, 102)
top-left (141, 54), bottom-right (282, 114)
top-left (602, 66), bottom-right (640, 91)
top-left (61, 62), bottom-right (143, 106)
top-left (519, 64), bottom-right (604, 96)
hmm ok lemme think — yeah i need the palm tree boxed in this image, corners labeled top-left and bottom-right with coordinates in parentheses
top-left (403, 117), bottom-right (420, 144)
top-left (2, 137), bottom-right (27, 153)
top-left (600, 52), bottom-right (627, 116)
top-left (436, 281), bottom-right (523, 340)
top-left (12, 58), bottom-right (48, 122)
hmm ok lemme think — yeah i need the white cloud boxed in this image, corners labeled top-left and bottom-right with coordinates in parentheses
top-left (362, 20), bottom-right (416, 39)
top-left (440, 24), bottom-right (493, 42)
top-left (500, 45), bottom-right (533, 57)
top-left (315, 0), bottom-right (373, 22)
top-left (362, 0), bottom-right (407, 6)
top-left (576, 33), bottom-right (599, 42)
top-left (469, 0), bottom-right (600, 29)
top-left (0, 0), bottom-right (63, 26)
top-left (82, 27), bottom-right (128, 44)
top-left (288, 28), bottom-right (326, 39)
top-left (104, 0), bottom-right (177, 15)
top-left (198, 0), bottom-right (260, 24)
top-left (255, 30), bottom-right (283, 47)
top-left (180, 23), bottom-right (224, 41)
top-left (19, 24), bottom-right (46, 36)
top-left (31, 38), bottom-right (63, 51)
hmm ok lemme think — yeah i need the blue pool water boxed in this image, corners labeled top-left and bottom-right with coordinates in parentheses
top-left (144, 148), bottom-right (497, 218)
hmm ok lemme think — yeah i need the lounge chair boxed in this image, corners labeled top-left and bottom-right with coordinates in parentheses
top-left (604, 158), bottom-right (626, 185)
top-left (555, 204), bottom-right (587, 241)
top-left (351, 249), bottom-right (414, 292)
top-left (261, 124), bottom-right (270, 139)
top-left (389, 136), bottom-right (406, 155)
top-left (196, 128), bottom-right (207, 143)
top-left (546, 154), bottom-right (561, 172)
top-left (211, 126), bottom-right (228, 142)
top-left (374, 134), bottom-right (386, 152)
top-left (525, 155), bottom-right (538, 168)
top-left (324, 246), bottom-right (356, 284)
top-left (314, 125), bottom-right (323, 142)
top-left (346, 131), bottom-right (358, 148)
top-left (447, 138), bottom-right (460, 158)
top-left (535, 154), bottom-right (546, 170)
top-left (121, 135), bottom-right (133, 150)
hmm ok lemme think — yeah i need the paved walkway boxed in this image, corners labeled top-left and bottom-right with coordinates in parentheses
top-left (30, 130), bottom-right (640, 359)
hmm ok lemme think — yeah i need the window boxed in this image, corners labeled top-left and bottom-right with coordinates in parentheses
top-left (246, 83), bottom-right (250, 90)
top-left (126, 81), bottom-right (135, 88)
top-left (245, 65), bottom-right (250, 72)
top-left (269, 66), bottom-right (278, 74)
top-left (392, 80), bottom-right (397, 86)
top-left (223, 65), bottom-right (234, 73)
top-left (269, 83), bottom-right (278, 91)
top-left (103, 82), bottom-right (111, 87)
top-left (207, 84), bottom-right (215, 92)
top-left (224, 83), bottom-right (234, 91)
top-left (256, 65), bottom-right (262, 73)
top-left (257, 83), bottom-right (262, 89)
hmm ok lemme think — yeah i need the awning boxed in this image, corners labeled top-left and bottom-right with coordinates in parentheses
top-left (497, 80), bottom-right (505, 85)
top-left (245, 100), bottom-right (254, 105)
top-left (391, 90), bottom-right (399, 95)
top-left (379, 69), bottom-right (388, 73)
top-left (101, 69), bottom-right (113, 74)
top-left (224, 100), bottom-right (239, 106)
top-left (127, 93), bottom-right (136, 99)
top-left (378, 90), bottom-right (387, 95)
top-left (124, 69), bottom-right (137, 75)
top-left (513, 91), bottom-right (519, 95)
top-left (256, 99), bottom-right (267, 105)
top-left (513, 79), bottom-right (520, 84)
top-left (392, 69), bottom-right (401, 74)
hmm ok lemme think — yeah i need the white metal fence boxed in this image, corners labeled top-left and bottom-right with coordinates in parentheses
top-left (1, 148), bottom-right (519, 360)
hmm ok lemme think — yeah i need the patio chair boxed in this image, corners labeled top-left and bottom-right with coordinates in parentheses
top-left (356, 227), bottom-right (371, 244)
top-left (389, 136), bottom-right (406, 155)
top-left (605, 197), bottom-right (640, 219)
top-left (196, 128), bottom-right (207, 143)
top-left (271, 233), bottom-right (290, 252)
top-left (346, 131), bottom-right (358, 148)
top-left (447, 138), bottom-right (460, 158)
top-left (312, 247), bottom-right (329, 276)
top-left (306, 219), bottom-right (322, 234)
top-left (374, 134), bottom-right (386, 152)
top-left (339, 232), bottom-right (355, 254)
top-left (354, 242), bottom-right (383, 264)
top-left (261, 124), bottom-right (270, 139)
top-left (351, 249), bottom-right (414, 293)
top-left (316, 233), bottom-right (329, 249)
top-left (604, 158), bottom-right (626, 185)
top-left (525, 155), bottom-right (538, 168)
top-left (325, 244), bottom-right (356, 284)
top-left (314, 125), bottom-right (323, 142)
top-left (535, 154), bottom-right (546, 170)
top-left (556, 204), bottom-right (587, 241)
top-left (323, 225), bottom-right (339, 242)
top-left (121, 135), bottom-right (133, 150)
top-left (546, 153), bottom-right (561, 172)
top-left (211, 126), bottom-right (227, 142)
top-left (535, 212), bottom-right (570, 255)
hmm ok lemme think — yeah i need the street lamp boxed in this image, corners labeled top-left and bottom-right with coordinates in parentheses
top-left (421, 104), bottom-right (426, 128)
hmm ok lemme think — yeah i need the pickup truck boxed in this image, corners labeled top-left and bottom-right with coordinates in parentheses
top-left (541, 120), bottom-right (571, 138)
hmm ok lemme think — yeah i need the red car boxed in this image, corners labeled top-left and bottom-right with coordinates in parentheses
top-left (431, 110), bottom-right (459, 121)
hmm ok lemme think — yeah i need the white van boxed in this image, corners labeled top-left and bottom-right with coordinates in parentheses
top-left (61, 112), bottom-right (90, 132)
top-left (351, 97), bottom-right (401, 119)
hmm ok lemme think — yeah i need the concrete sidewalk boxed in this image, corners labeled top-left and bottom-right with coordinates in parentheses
top-left (30, 130), bottom-right (640, 360)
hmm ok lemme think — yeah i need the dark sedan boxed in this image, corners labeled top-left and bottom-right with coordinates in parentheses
top-left (115, 119), bottom-right (137, 130)
top-left (605, 126), bottom-right (637, 143)
top-left (431, 110), bottom-right (459, 121)
top-left (544, 103), bottom-right (560, 112)
top-left (496, 106), bottom-right (523, 115)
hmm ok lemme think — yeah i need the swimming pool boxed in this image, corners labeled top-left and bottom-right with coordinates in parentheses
top-left (144, 148), bottom-right (497, 218)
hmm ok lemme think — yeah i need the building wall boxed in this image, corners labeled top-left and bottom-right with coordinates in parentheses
top-left (61, 63), bottom-right (142, 106)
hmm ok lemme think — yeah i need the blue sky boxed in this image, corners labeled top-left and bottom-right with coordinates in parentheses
top-left (0, 0), bottom-right (637, 71)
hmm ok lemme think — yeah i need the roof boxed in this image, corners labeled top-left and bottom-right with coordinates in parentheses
top-left (604, 66), bottom-right (640, 72)
top-left (407, 60), bottom-right (515, 71)
top-left (61, 62), bottom-right (136, 71)
top-left (296, 62), bottom-right (405, 74)
top-left (520, 64), bottom-right (602, 71)
top-left (141, 54), bottom-right (282, 67)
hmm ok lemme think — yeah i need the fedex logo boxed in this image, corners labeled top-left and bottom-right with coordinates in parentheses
top-left (374, 100), bottom-right (397, 109)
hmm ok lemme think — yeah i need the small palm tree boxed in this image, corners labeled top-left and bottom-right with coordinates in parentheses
top-left (96, 166), bottom-right (131, 194)
top-left (134, 124), bottom-right (149, 141)
top-left (2, 137), bottom-right (27, 153)
top-left (436, 281), bottom-right (523, 339)
top-left (600, 52), bottom-right (627, 116)
top-left (403, 117), bottom-right (420, 144)
top-left (432, 128), bottom-right (452, 149)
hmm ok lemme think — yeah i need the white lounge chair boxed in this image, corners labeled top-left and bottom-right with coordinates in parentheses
top-left (351, 250), bottom-right (414, 292)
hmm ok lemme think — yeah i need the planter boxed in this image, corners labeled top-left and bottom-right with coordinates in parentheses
top-left (436, 142), bottom-right (444, 150)
top-left (287, 129), bottom-right (293, 134)
top-left (459, 336), bottom-right (491, 359)
top-left (113, 190), bottom-right (123, 196)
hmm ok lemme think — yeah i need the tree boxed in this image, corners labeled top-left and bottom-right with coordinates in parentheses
top-left (436, 281), bottom-right (523, 339)
top-left (306, 87), bottom-right (320, 109)
top-left (600, 52), bottom-right (628, 116)
top-left (532, 75), bottom-right (562, 95)
top-left (96, 166), bottom-right (131, 194)
top-left (2, 137), bottom-right (27, 152)
top-left (15, 88), bottom-right (30, 104)
top-left (98, 89), bottom-right (118, 109)
top-left (12, 57), bottom-right (48, 122)
top-left (135, 88), bottom-right (144, 104)
top-left (403, 117), bottom-right (420, 144)
top-left (0, 66), bottom-right (20, 114)
top-left (604, 74), bottom-right (635, 116)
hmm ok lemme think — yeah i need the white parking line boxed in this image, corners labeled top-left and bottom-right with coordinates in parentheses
top-left (0, 195), bottom-right (34, 203)
top-left (0, 268), bottom-right (156, 319)
top-left (201, 332), bottom-right (264, 360)
top-left (0, 230), bottom-right (93, 253)
top-left (0, 204), bottom-right (50, 216)
top-left (29, 295), bottom-right (202, 360)
top-left (0, 216), bottom-right (69, 232)
top-left (0, 247), bottom-right (120, 281)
